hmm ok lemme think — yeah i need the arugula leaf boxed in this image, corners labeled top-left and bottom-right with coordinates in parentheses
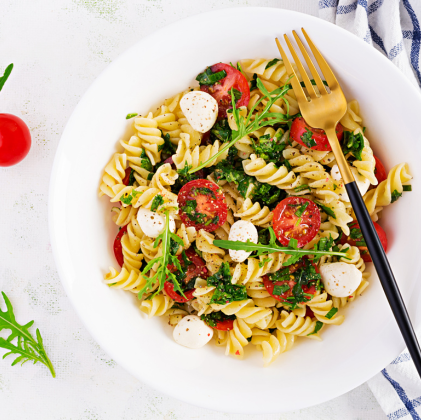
top-left (196, 67), bottom-right (227, 86)
top-left (189, 78), bottom-right (294, 174)
top-left (314, 201), bottom-right (336, 219)
top-left (0, 292), bottom-right (55, 377)
top-left (265, 58), bottom-right (280, 69)
top-left (342, 131), bottom-right (364, 161)
top-left (151, 194), bottom-right (164, 212)
top-left (307, 321), bottom-right (323, 336)
top-left (138, 211), bottom-right (185, 300)
top-left (259, 257), bottom-right (272, 268)
top-left (236, 62), bottom-right (245, 77)
top-left (0, 63), bottom-right (13, 92)
top-left (214, 227), bottom-right (348, 261)
top-left (300, 128), bottom-right (317, 148)
top-left (126, 113), bottom-right (138, 119)
top-left (120, 189), bottom-right (141, 205)
top-left (391, 189), bottom-right (402, 203)
top-left (325, 307), bottom-right (338, 320)
top-left (211, 119), bottom-right (232, 143)
top-left (250, 73), bottom-right (258, 91)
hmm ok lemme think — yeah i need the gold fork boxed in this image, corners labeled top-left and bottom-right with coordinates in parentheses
top-left (276, 29), bottom-right (421, 377)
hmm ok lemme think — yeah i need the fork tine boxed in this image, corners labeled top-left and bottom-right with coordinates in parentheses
top-left (301, 28), bottom-right (339, 91)
top-left (283, 34), bottom-right (318, 100)
top-left (292, 30), bottom-right (328, 95)
top-left (275, 38), bottom-right (308, 105)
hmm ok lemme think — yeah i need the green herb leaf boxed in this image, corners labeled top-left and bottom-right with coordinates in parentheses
top-left (294, 184), bottom-right (310, 193)
top-left (272, 284), bottom-right (290, 296)
top-left (265, 58), bottom-right (280, 69)
top-left (0, 63), bottom-right (13, 92)
top-left (120, 189), bottom-right (141, 205)
top-left (211, 119), bottom-right (232, 143)
top-left (258, 257), bottom-right (272, 268)
top-left (300, 79), bottom-right (328, 88)
top-left (300, 127), bottom-right (317, 148)
top-left (403, 185), bottom-right (412, 192)
top-left (201, 312), bottom-right (235, 328)
top-left (0, 292), bottom-right (55, 377)
top-left (342, 131), bottom-right (364, 161)
top-left (391, 189), bottom-right (402, 203)
top-left (126, 113), bottom-right (138, 119)
top-left (232, 88), bottom-right (242, 103)
top-left (314, 201), bottom-right (336, 219)
top-left (294, 202), bottom-right (309, 218)
top-left (196, 67), bottom-right (227, 86)
top-left (250, 73), bottom-right (258, 91)
top-left (151, 194), bottom-right (164, 212)
top-left (307, 321), bottom-right (323, 336)
top-left (325, 307), bottom-right (338, 320)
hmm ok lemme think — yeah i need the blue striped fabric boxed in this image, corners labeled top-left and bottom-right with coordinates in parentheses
top-left (318, 2), bottom-right (421, 418)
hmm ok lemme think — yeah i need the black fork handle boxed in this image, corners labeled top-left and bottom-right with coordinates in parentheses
top-left (345, 181), bottom-right (421, 376)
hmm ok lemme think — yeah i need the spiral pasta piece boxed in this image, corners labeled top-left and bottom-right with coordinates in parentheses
top-left (340, 100), bottom-right (363, 132)
top-left (140, 294), bottom-right (173, 318)
top-left (119, 136), bottom-right (151, 185)
top-left (307, 293), bottom-right (345, 325)
top-left (111, 205), bottom-right (137, 227)
top-left (134, 113), bottom-right (164, 166)
top-left (241, 58), bottom-right (289, 84)
top-left (99, 153), bottom-right (127, 198)
top-left (104, 266), bottom-right (146, 294)
top-left (216, 319), bottom-right (252, 359)
top-left (234, 198), bottom-right (273, 227)
top-left (276, 310), bottom-right (322, 340)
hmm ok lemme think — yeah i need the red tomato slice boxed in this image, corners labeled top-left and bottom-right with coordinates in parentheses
top-left (164, 282), bottom-right (196, 303)
top-left (272, 197), bottom-right (321, 248)
top-left (290, 117), bottom-right (344, 151)
top-left (213, 319), bottom-right (234, 331)
top-left (263, 260), bottom-right (319, 303)
top-left (200, 63), bottom-right (250, 119)
top-left (178, 179), bottom-right (227, 232)
top-left (113, 225), bottom-right (127, 267)
top-left (122, 168), bottom-right (132, 186)
top-left (339, 221), bottom-right (388, 262)
top-left (0, 113), bottom-right (32, 167)
top-left (374, 155), bottom-right (387, 184)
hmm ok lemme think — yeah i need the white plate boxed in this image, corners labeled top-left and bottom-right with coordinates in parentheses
top-left (49, 7), bottom-right (421, 413)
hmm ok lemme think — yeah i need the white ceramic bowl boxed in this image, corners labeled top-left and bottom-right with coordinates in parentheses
top-left (49, 7), bottom-right (421, 413)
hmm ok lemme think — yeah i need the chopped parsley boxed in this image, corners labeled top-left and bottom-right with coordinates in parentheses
top-left (127, 169), bottom-right (136, 186)
top-left (307, 321), bottom-right (323, 336)
top-left (181, 199), bottom-right (218, 226)
top-left (201, 312), bottom-right (235, 328)
top-left (251, 132), bottom-right (287, 164)
top-left (140, 149), bottom-right (153, 171)
top-left (151, 194), bottom-right (164, 212)
top-left (342, 131), bottom-right (364, 161)
top-left (173, 162), bottom-right (204, 194)
top-left (126, 113), bottom-right (138, 119)
top-left (265, 58), bottom-right (281, 69)
top-left (294, 202), bottom-right (309, 218)
top-left (193, 187), bottom-right (216, 199)
top-left (300, 79), bottom-right (328, 88)
top-left (294, 184), bottom-right (310, 193)
top-left (312, 235), bottom-right (335, 263)
top-left (403, 185), bottom-right (412, 192)
top-left (300, 128), bottom-right (317, 148)
top-left (211, 119), bottom-right (232, 143)
top-left (325, 307), bottom-right (338, 319)
top-left (207, 263), bottom-right (247, 305)
top-left (391, 189), bottom-right (402, 203)
top-left (250, 73), bottom-right (258, 90)
top-left (232, 88), bottom-right (243, 103)
top-left (272, 284), bottom-right (290, 296)
top-left (158, 131), bottom-right (177, 157)
top-left (196, 67), bottom-right (227, 86)
top-left (120, 189), bottom-right (141, 205)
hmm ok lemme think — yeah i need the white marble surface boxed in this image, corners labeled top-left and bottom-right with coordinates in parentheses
top-left (0, 0), bottom-right (387, 418)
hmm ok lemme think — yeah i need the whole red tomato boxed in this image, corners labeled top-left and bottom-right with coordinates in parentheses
top-left (0, 113), bottom-right (31, 167)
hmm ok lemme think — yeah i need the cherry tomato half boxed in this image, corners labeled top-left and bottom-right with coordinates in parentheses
top-left (200, 63), bottom-right (250, 119)
top-left (339, 221), bottom-right (388, 262)
top-left (178, 179), bottom-right (227, 232)
top-left (113, 225), bottom-right (127, 267)
top-left (122, 168), bottom-right (132, 185)
top-left (290, 117), bottom-right (344, 151)
top-left (272, 197), bottom-right (321, 248)
top-left (164, 283), bottom-right (196, 303)
top-left (262, 260), bottom-right (319, 303)
top-left (0, 113), bottom-right (31, 167)
top-left (213, 319), bottom-right (234, 331)
top-left (374, 155), bottom-right (387, 184)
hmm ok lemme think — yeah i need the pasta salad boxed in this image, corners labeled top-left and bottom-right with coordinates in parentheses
top-left (99, 59), bottom-right (412, 366)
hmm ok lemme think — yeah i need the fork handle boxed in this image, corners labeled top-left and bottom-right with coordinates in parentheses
top-left (345, 181), bottom-right (421, 377)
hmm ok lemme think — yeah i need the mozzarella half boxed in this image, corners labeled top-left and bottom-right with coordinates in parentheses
top-left (136, 208), bottom-right (175, 238)
top-left (319, 262), bottom-right (362, 298)
top-left (180, 91), bottom-right (218, 133)
top-left (330, 165), bottom-right (371, 201)
top-left (173, 315), bottom-right (213, 349)
top-left (228, 220), bottom-right (258, 263)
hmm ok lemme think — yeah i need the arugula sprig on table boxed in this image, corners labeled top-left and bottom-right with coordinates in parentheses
top-left (189, 77), bottom-right (294, 174)
top-left (137, 210), bottom-right (185, 300)
top-left (214, 227), bottom-right (348, 267)
top-left (0, 292), bottom-right (55, 377)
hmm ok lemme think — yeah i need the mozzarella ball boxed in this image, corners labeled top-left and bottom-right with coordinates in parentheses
top-left (330, 166), bottom-right (371, 202)
top-left (180, 91), bottom-right (218, 133)
top-left (331, 164), bottom-right (342, 181)
top-left (228, 220), bottom-right (258, 263)
top-left (136, 208), bottom-right (175, 238)
top-left (320, 262), bottom-right (362, 298)
top-left (173, 315), bottom-right (213, 349)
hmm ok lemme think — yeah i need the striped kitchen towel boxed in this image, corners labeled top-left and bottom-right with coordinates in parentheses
top-left (318, 0), bottom-right (421, 88)
top-left (318, 1), bottom-right (421, 419)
